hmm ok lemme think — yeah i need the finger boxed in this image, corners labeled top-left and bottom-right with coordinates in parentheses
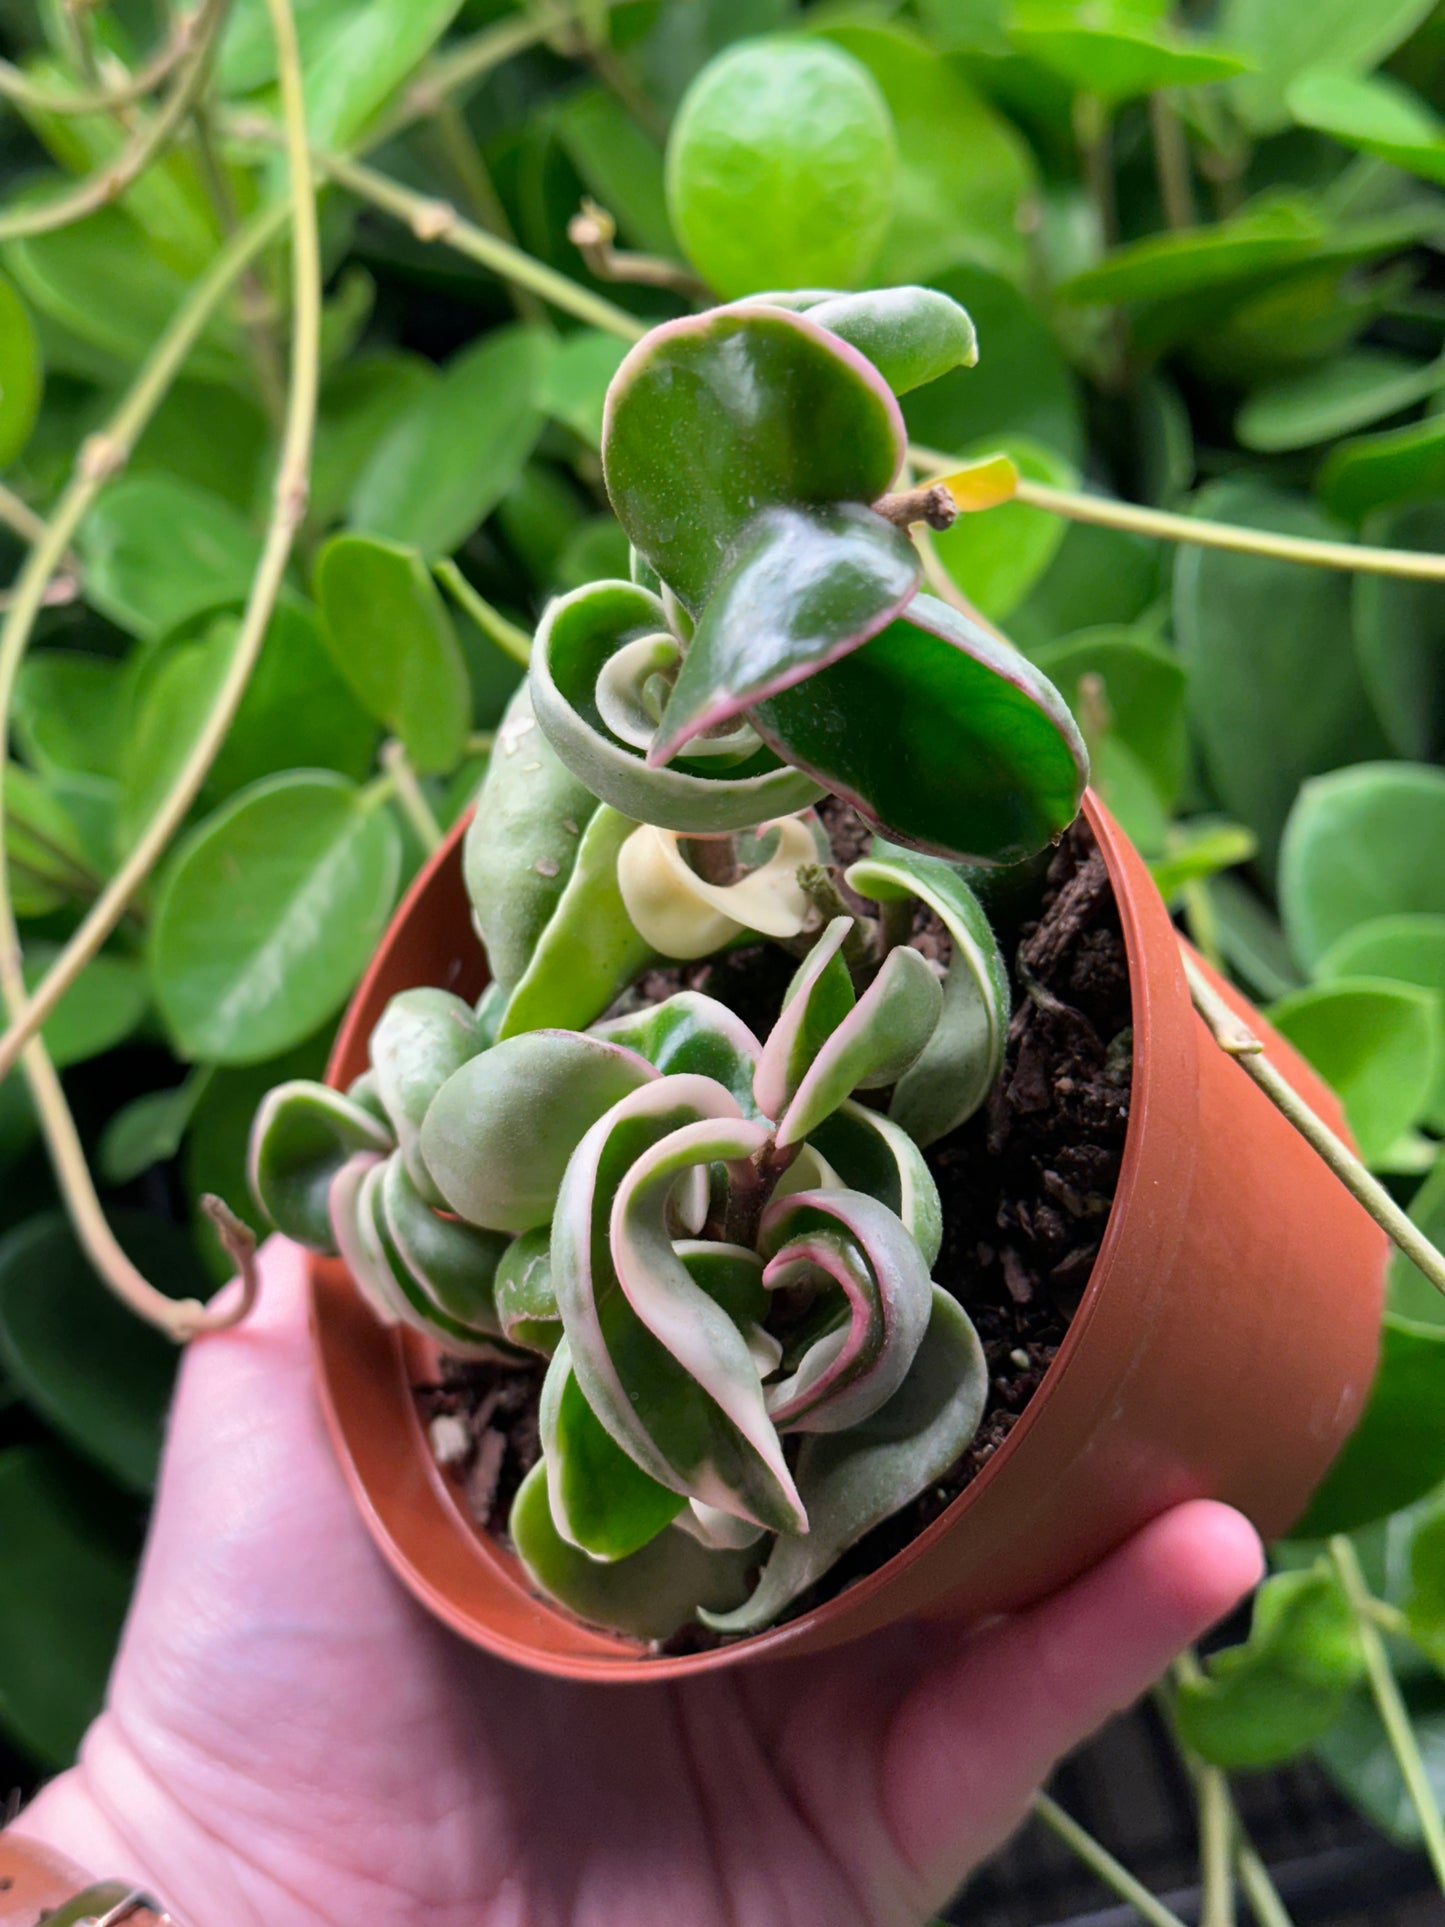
top-left (880, 1501), bottom-right (1263, 1903)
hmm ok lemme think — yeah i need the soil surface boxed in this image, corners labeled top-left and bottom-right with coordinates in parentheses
top-left (414, 812), bottom-right (1133, 1643)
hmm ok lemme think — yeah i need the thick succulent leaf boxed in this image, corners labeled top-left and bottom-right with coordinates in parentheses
top-left (540, 1340), bottom-right (684, 1561)
top-left (847, 844), bottom-right (1011, 1146)
top-left (368, 988), bottom-right (482, 1205)
top-left (751, 592), bottom-right (1088, 864)
top-left (420, 1033), bottom-right (655, 1232)
top-left (493, 1228), bottom-right (562, 1355)
top-left (1173, 1568), bottom-right (1364, 1770)
top-left (248, 1081), bottom-right (392, 1252)
top-left (329, 1153), bottom-right (409, 1328)
top-left (806, 288), bottom-right (978, 396)
top-left (777, 945), bottom-right (942, 1147)
top-left (602, 304), bottom-right (905, 613)
top-left (808, 1100), bottom-right (943, 1270)
top-left (593, 992), bottom-right (764, 1118)
top-left (464, 683), bottom-right (598, 994)
top-left (759, 1189), bottom-right (935, 1434)
top-left (531, 579), bottom-right (824, 833)
top-left (498, 807), bottom-right (655, 1039)
top-left (700, 1285), bottom-right (987, 1633)
top-left (552, 1076), bottom-right (805, 1533)
top-left (372, 1157), bottom-right (516, 1355)
top-left (651, 504), bottom-right (921, 765)
top-left (754, 919), bottom-right (856, 1124)
top-left (617, 818), bottom-right (816, 961)
top-left (510, 1461), bottom-right (754, 1639)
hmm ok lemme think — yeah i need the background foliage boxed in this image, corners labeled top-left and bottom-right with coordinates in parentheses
top-left (1, 0), bottom-right (1444, 1905)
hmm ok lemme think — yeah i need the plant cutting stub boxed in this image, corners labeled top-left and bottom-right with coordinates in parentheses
top-left (251, 286), bottom-right (1095, 1642)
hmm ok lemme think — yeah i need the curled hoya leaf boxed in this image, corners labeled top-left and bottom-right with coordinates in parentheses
top-left (846, 843), bottom-right (1011, 1147)
top-left (530, 579), bottom-right (823, 834)
top-left (372, 1156), bottom-right (519, 1357)
top-left (700, 1286), bottom-right (987, 1634)
top-left (805, 288), bottom-right (978, 396)
top-left (249, 1081), bottom-right (393, 1251)
top-left (464, 683), bottom-right (598, 994)
top-left (498, 806), bottom-right (655, 1039)
top-left (676, 1500), bottom-right (767, 1552)
top-left (754, 918), bottom-right (855, 1123)
top-left (649, 502), bottom-right (920, 767)
top-left (593, 991), bottom-right (764, 1117)
top-left (329, 1152), bottom-right (409, 1328)
top-left (759, 1188), bottom-right (935, 1435)
top-left (369, 988), bottom-right (483, 1206)
top-left (752, 592), bottom-right (1089, 865)
top-left (540, 1339), bottom-right (684, 1561)
top-left (552, 1074), bottom-right (805, 1533)
top-left (420, 1031), bottom-right (655, 1232)
top-left (808, 1099), bottom-right (943, 1269)
top-left (494, 1227), bottom-right (562, 1355)
top-left (776, 944), bottom-right (942, 1148)
top-left (602, 304), bottom-right (906, 613)
top-left (510, 1461), bottom-right (754, 1639)
top-left (616, 816), bottom-right (817, 960)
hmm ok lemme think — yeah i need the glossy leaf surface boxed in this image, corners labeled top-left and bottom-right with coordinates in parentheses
top-left (249, 1080), bottom-right (392, 1251)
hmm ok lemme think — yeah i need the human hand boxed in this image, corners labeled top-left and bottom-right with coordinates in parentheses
top-left (15, 1238), bottom-right (1261, 1927)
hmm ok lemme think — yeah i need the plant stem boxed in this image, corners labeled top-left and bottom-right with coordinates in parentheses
top-left (0, 0), bottom-right (320, 1345)
top-left (1075, 92), bottom-right (1118, 250)
top-left (1198, 1761), bottom-right (1237, 1927)
top-left (0, 10), bottom-right (197, 116)
top-left (1166, 1668), bottom-right (1297, 1927)
top-left (1033, 1793), bottom-right (1191, 1927)
top-left (428, 99), bottom-right (547, 326)
top-left (188, 97), bottom-right (289, 428)
top-left (567, 197), bottom-right (706, 297)
top-left (434, 558), bottom-right (533, 664)
top-left (380, 740), bottom-right (443, 852)
top-left (1330, 1535), bottom-right (1445, 1892)
top-left (1181, 951), bottom-right (1445, 1297)
top-left (1149, 91), bottom-right (1197, 230)
top-left (0, 483), bottom-right (49, 549)
top-left (0, 0), bottom-right (230, 242)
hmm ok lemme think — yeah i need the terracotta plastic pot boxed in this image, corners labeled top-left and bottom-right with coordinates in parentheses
top-left (308, 792), bottom-right (1387, 1681)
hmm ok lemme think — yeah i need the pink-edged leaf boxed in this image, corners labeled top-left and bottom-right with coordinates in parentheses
top-left (249, 1080), bottom-right (393, 1251)
top-left (759, 1188), bottom-right (933, 1434)
top-left (539, 1337), bottom-right (684, 1561)
top-left (776, 944), bottom-right (942, 1147)
top-left (808, 1100), bottom-right (943, 1268)
top-left (373, 1155), bottom-right (520, 1357)
top-left (593, 990), bottom-right (764, 1117)
top-left (753, 917), bottom-right (854, 1123)
top-left (329, 1151), bottom-right (407, 1328)
top-left (368, 987), bottom-right (483, 1206)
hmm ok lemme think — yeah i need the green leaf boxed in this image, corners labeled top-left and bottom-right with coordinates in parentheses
top-left (0, 1212), bottom-right (206, 1492)
top-left (509, 1460), bottom-right (752, 1639)
top-left (494, 1227), bottom-right (561, 1355)
top-left (348, 325), bottom-right (551, 556)
top-left (464, 681), bottom-right (600, 995)
top-left (807, 1100), bottom-right (944, 1268)
top-left (1385, 1147), bottom-right (1445, 1324)
top-left (700, 1285), bottom-right (986, 1633)
top-left (594, 991), bottom-right (764, 1118)
top-left (1353, 504), bottom-right (1445, 763)
top-left (1268, 978), bottom-right (1440, 1165)
top-left (1031, 627), bottom-right (1187, 811)
top-left (0, 271), bottom-right (41, 469)
top-left (540, 1340), bottom-right (684, 1560)
top-left (1279, 762), bottom-right (1445, 969)
top-left (420, 1031), bottom-right (656, 1233)
top-left (539, 330), bottom-right (631, 447)
top-left (665, 37), bottom-right (896, 299)
top-left (1173, 1568), bottom-right (1363, 1769)
top-left (0, 1444), bottom-right (134, 1766)
top-left (1319, 411), bottom-right (1445, 525)
top-left (656, 503), bottom-right (921, 760)
top-left (752, 591), bottom-right (1088, 865)
top-left (1288, 69), bottom-right (1445, 184)
top-left (1238, 351), bottom-right (1444, 453)
top-left (846, 844), bottom-right (1010, 1147)
top-left (603, 304), bottom-right (904, 614)
top-left (1219, 0), bottom-right (1436, 132)
top-left (370, 1155), bottom-right (515, 1352)
top-left (929, 436), bottom-right (1075, 620)
top-left (151, 772), bottom-right (403, 1065)
top-left (368, 988), bottom-right (483, 1203)
top-left (130, 379), bottom-right (270, 518)
top-left (99, 1070), bottom-right (212, 1186)
top-left (1207, 872), bottom-right (1303, 1003)
top-left (555, 85), bottom-right (675, 257)
top-left (310, 353), bottom-right (436, 531)
top-left (4, 763), bottom-right (95, 919)
top-left (818, 21), bottom-right (1037, 287)
top-left (1149, 820), bottom-right (1259, 903)
top-left (1317, 917), bottom-right (1445, 1131)
top-left (248, 1079), bottom-right (392, 1251)
top-left (77, 474), bottom-right (262, 641)
top-left (1175, 483), bottom-right (1387, 872)
top-left (1010, 12), bottom-right (1249, 105)
top-left (1058, 199), bottom-right (1324, 308)
top-left (1012, 522), bottom-right (1162, 654)
top-left (803, 288), bottom-right (977, 396)
top-left (14, 651), bottom-right (127, 784)
top-left (315, 533), bottom-right (470, 774)
top-left (903, 262), bottom-right (1082, 465)
top-left (1316, 1654), bottom-right (1445, 1847)
top-left (1404, 1494), bottom-right (1445, 1666)
top-left (753, 920), bottom-right (857, 1125)
top-left (22, 945), bottom-right (148, 1069)
top-left (776, 942), bottom-right (942, 1148)
top-left (1296, 1315), bottom-right (1445, 1536)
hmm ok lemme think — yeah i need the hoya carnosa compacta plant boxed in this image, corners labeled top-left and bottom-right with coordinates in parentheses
top-left (250, 288), bottom-right (1090, 1640)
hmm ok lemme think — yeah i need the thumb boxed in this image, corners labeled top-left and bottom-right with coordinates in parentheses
top-left (880, 1500), bottom-right (1263, 1904)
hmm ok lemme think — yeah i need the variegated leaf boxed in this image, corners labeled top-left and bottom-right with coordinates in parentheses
top-left (539, 1337), bottom-right (683, 1561)
top-left (753, 917), bottom-right (855, 1122)
top-left (807, 1099), bottom-right (943, 1269)
top-left (494, 1227), bottom-right (562, 1355)
top-left (369, 987), bottom-right (483, 1205)
top-left (249, 1081), bottom-right (393, 1252)
top-left (616, 816), bottom-right (817, 960)
top-left (373, 1155), bottom-right (517, 1355)
top-left (593, 991), bottom-right (764, 1117)
top-left (776, 943), bottom-right (942, 1147)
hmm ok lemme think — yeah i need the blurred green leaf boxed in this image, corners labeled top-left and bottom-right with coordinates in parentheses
top-left (1404, 1492), bottom-right (1445, 1666)
top-left (310, 353), bottom-right (436, 532)
top-left (1317, 1655), bottom-right (1445, 1848)
top-left (540, 330), bottom-right (630, 447)
top-left (0, 1444), bottom-right (134, 1766)
top-left (930, 436), bottom-right (1074, 620)
top-left (1317, 916), bottom-right (1445, 1131)
top-left (1031, 625), bottom-right (1187, 809)
top-left (1320, 411), bottom-right (1445, 525)
top-left (1352, 504), bottom-right (1445, 763)
top-left (315, 534), bottom-right (469, 773)
top-left (13, 652), bottom-right (127, 784)
top-left (4, 763), bottom-right (95, 919)
top-left (1297, 1315), bottom-right (1445, 1536)
top-left (555, 86), bottom-right (675, 256)
top-left (1011, 521), bottom-right (1162, 651)
top-left (1058, 198), bottom-right (1324, 307)
top-left (1385, 1151), bottom-right (1445, 1324)
top-left (1149, 820), bottom-right (1259, 902)
top-left (0, 271), bottom-right (41, 470)
top-left (1206, 872), bottom-right (1303, 1002)
top-left (21, 945), bottom-right (148, 1068)
top-left (129, 380), bottom-right (271, 518)
top-left (1219, 0), bottom-right (1437, 132)
top-left (1010, 11), bottom-right (1249, 104)
top-left (1289, 68), bottom-right (1445, 185)
top-left (0, 1212), bottom-right (206, 1492)
top-left (99, 1071), bottom-right (213, 1187)
top-left (150, 772), bottom-right (403, 1064)
top-left (348, 325), bottom-right (551, 555)
top-left (1268, 977), bottom-right (1440, 1164)
top-left (1279, 761), bottom-right (1445, 968)
top-left (78, 475), bottom-right (262, 641)
top-left (1237, 350), bottom-right (1444, 453)
top-left (1176, 483), bottom-right (1387, 873)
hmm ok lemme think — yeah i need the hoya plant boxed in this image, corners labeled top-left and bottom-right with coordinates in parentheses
top-left (249, 288), bottom-right (1086, 1637)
